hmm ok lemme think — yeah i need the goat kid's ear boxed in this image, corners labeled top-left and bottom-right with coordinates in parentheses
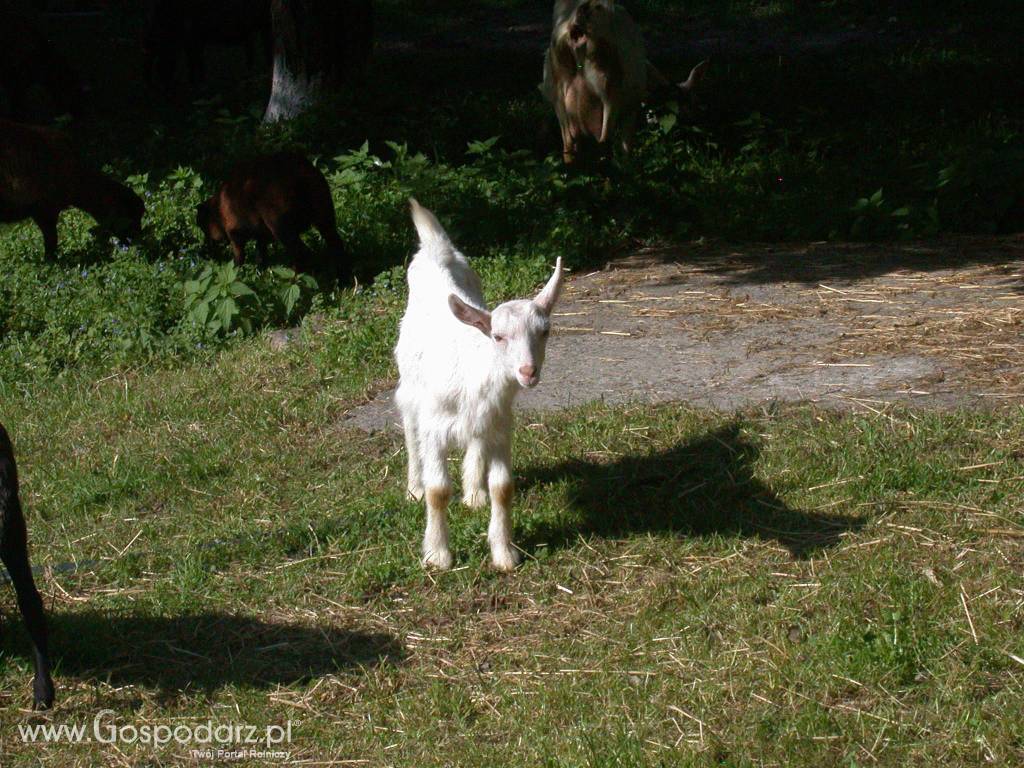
top-left (534, 257), bottom-right (564, 315)
top-left (448, 294), bottom-right (492, 336)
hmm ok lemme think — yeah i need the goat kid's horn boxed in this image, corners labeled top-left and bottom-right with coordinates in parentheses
top-left (534, 257), bottom-right (564, 315)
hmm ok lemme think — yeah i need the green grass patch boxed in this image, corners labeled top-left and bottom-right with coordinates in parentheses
top-left (0, 346), bottom-right (1022, 764)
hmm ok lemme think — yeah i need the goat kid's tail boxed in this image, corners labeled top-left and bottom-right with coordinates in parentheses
top-left (409, 198), bottom-right (454, 261)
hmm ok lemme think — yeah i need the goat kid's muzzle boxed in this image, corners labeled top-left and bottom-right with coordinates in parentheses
top-left (517, 364), bottom-right (540, 388)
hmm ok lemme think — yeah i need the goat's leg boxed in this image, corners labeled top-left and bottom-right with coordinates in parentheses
top-left (32, 210), bottom-right (59, 260)
top-left (227, 230), bottom-right (247, 266)
top-left (598, 97), bottom-right (613, 145)
top-left (256, 237), bottom-right (270, 265)
top-left (561, 123), bottom-right (579, 166)
top-left (277, 231), bottom-right (316, 275)
top-left (1, 522), bottom-right (54, 710)
top-left (619, 110), bottom-right (639, 156)
top-left (310, 195), bottom-right (351, 285)
top-left (420, 434), bottom-right (453, 570)
top-left (400, 407), bottom-right (424, 501)
top-left (487, 437), bottom-right (520, 572)
top-left (462, 439), bottom-right (488, 509)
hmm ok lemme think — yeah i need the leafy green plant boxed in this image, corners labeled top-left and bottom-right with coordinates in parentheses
top-left (182, 263), bottom-right (257, 337)
top-left (933, 143), bottom-right (1024, 233)
top-left (268, 266), bottom-right (319, 320)
top-left (330, 141), bottom-right (381, 191)
top-left (850, 188), bottom-right (912, 239)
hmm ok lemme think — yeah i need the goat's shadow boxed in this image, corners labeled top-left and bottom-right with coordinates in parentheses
top-left (521, 423), bottom-right (864, 559)
top-left (0, 609), bottom-right (403, 702)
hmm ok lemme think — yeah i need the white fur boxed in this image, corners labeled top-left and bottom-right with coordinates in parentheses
top-left (395, 200), bottom-right (563, 571)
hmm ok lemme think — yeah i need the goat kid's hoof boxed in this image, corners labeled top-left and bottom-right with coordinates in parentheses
top-left (422, 549), bottom-right (454, 570)
top-left (462, 488), bottom-right (488, 509)
top-left (490, 546), bottom-right (522, 572)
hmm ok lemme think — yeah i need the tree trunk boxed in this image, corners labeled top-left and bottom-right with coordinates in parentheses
top-left (263, 0), bottom-right (373, 123)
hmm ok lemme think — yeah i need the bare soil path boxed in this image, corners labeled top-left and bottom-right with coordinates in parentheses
top-left (346, 236), bottom-right (1024, 431)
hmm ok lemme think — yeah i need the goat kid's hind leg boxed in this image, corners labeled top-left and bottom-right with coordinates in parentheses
top-left (462, 439), bottom-right (488, 509)
top-left (487, 438), bottom-right (521, 572)
top-left (420, 433), bottom-right (453, 570)
top-left (400, 408), bottom-right (424, 501)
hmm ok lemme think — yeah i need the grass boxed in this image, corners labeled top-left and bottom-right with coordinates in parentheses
top-left (0, 340), bottom-right (1022, 764)
top-left (1, 2), bottom-right (1024, 764)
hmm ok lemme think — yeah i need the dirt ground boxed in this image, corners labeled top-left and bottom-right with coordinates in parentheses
top-left (345, 236), bottom-right (1024, 431)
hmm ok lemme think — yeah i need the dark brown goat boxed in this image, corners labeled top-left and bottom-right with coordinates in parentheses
top-left (0, 423), bottom-right (54, 711)
top-left (0, 119), bottom-right (145, 259)
top-left (196, 152), bottom-right (350, 282)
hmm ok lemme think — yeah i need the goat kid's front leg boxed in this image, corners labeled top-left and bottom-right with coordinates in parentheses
top-left (420, 436), bottom-right (453, 570)
top-left (487, 438), bottom-right (520, 572)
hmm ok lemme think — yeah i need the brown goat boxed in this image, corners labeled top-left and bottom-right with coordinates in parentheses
top-left (541, 0), bottom-right (706, 164)
top-left (0, 119), bottom-right (145, 259)
top-left (0, 422), bottom-right (54, 711)
top-left (196, 152), bottom-right (351, 282)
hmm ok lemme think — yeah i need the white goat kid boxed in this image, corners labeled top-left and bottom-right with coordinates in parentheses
top-left (395, 200), bottom-right (564, 572)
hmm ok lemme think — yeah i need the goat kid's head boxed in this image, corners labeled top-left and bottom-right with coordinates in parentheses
top-left (449, 259), bottom-right (563, 389)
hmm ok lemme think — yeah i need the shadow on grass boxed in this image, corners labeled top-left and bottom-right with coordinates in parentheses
top-left (521, 423), bottom-right (864, 559)
top-left (2, 611), bottom-right (404, 700)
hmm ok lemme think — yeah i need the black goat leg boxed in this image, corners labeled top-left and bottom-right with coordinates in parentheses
top-left (1, 430), bottom-right (54, 710)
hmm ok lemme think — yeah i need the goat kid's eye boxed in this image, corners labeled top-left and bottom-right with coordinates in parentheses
top-left (493, 334), bottom-right (505, 343)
